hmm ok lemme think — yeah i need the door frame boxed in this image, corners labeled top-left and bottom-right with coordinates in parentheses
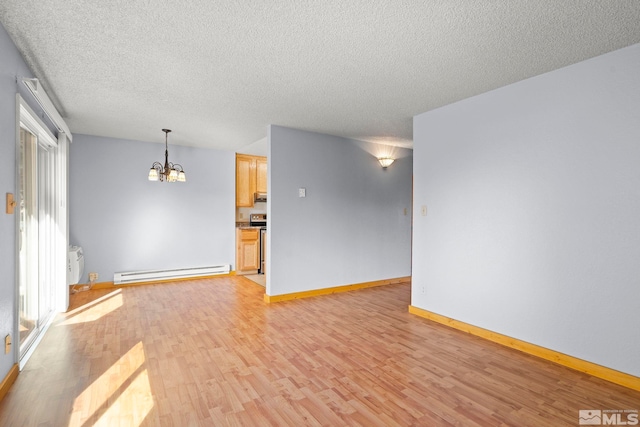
top-left (14, 95), bottom-right (66, 368)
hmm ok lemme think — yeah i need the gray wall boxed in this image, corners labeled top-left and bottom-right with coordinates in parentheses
top-left (70, 134), bottom-right (236, 282)
top-left (412, 43), bottom-right (640, 376)
top-left (0, 22), bottom-right (57, 382)
top-left (267, 125), bottom-right (412, 296)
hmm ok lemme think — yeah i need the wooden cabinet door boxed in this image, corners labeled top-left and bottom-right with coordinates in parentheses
top-left (236, 154), bottom-right (255, 207)
top-left (236, 228), bottom-right (260, 272)
top-left (256, 157), bottom-right (267, 194)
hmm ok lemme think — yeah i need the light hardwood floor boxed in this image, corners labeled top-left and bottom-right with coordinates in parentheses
top-left (0, 277), bottom-right (638, 426)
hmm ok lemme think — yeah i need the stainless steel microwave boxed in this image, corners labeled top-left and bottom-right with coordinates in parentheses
top-left (254, 192), bottom-right (267, 203)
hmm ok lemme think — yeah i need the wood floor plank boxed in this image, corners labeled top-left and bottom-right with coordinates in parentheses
top-left (1, 277), bottom-right (639, 426)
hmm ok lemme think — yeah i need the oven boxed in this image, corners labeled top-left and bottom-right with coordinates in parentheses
top-left (249, 213), bottom-right (267, 274)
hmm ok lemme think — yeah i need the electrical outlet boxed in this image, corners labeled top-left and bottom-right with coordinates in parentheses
top-left (89, 272), bottom-right (98, 282)
top-left (298, 188), bottom-right (306, 198)
top-left (421, 287), bottom-right (425, 294)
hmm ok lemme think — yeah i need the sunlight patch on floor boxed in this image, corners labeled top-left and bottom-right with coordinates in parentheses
top-left (93, 368), bottom-right (154, 426)
top-left (60, 291), bottom-right (123, 325)
top-left (70, 341), bottom-right (153, 426)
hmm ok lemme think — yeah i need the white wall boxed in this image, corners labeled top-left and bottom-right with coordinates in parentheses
top-left (267, 125), bottom-right (413, 296)
top-left (0, 19), bottom-right (20, 385)
top-left (70, 135), bottom-right (236, 281)
top-left (412, 44), bottom-right (640, 376)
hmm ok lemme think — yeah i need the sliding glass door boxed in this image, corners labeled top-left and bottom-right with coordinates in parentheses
top-left (18, 105), bottom-right (58, 360)
top-left (18, 127), bottom-right (38, 351)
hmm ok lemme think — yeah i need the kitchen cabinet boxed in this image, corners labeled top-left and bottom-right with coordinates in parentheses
top-left (236, 227), bottom-right (260, 273)
top-left (256, 157), bottom-right (267, 194)
top-left (236, 154), bottom-right (267, 207)
top-left (236, 154), bottom-right (254, 207)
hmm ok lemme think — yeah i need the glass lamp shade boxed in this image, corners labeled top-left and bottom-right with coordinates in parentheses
top-left (177, 171), bottom-right (186, 182)
top-left (378, 157), bottom-right (395, 168)
top-left (148, 168), bottom-right (159, 181)
top-left (168, 169), bottom-right (178, 182)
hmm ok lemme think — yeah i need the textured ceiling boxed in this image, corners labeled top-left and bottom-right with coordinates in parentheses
top-left (1, 1), bottom-right (640, 150)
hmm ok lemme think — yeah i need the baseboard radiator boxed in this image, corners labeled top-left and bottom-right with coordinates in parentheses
top-left (114, 264), bottom-right (230, 285)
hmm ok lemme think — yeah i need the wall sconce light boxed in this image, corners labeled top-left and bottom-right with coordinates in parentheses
top-left (378, 157), bottom-right (395, 168)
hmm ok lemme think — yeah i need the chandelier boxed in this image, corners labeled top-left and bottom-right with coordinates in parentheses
top-left (148, 129), bottom-right (186, 182)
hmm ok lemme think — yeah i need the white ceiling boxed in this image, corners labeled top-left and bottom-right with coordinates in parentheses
top-left (2, 1), bottom-right (640, 151)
